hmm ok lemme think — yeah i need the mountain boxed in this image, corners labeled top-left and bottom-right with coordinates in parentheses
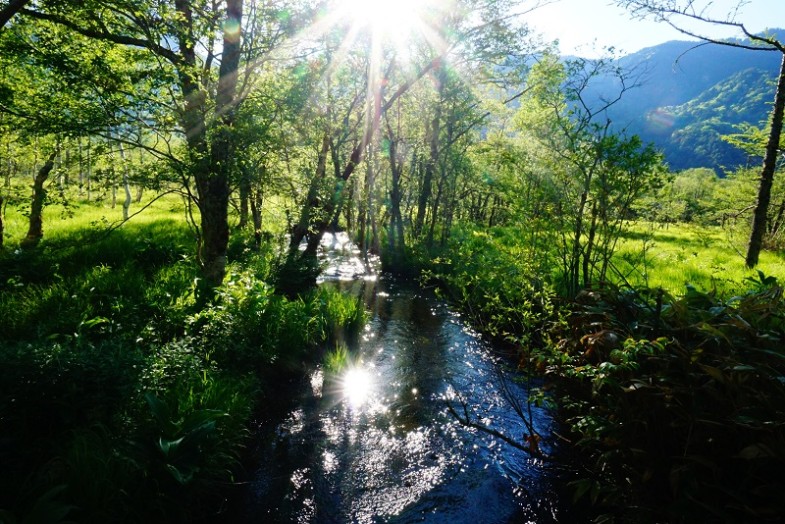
top-left (589, 31), bottom-right (784, 173)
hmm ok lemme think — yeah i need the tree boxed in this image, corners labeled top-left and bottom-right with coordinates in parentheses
top-left (515, 52), bottom-right (664, 295)
top-left (0, 0), bottom-right (30, 29)
top-left (11, 0), bottom-right (302, 297)
top-left (616, 1), bottom-right (785, 267)
top-left (20, 146), bottom-right (57, 249)
top-left (280, 0), bottom-right (541, 284)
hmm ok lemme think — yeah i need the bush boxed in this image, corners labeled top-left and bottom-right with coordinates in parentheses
top-left (544, 279), bottom-right (785, 523)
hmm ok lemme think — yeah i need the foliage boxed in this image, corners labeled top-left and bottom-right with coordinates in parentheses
top-left (422, 226), bottom-right (562, 349)
top-left (541, 280), bottom-right (785, 523)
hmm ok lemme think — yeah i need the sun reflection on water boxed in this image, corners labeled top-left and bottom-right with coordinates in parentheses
top-left (342, 366), bottom-right (374, 407)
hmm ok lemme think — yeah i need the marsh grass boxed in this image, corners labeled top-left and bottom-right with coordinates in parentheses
top-left (613, 222), bottom-right (785, 296)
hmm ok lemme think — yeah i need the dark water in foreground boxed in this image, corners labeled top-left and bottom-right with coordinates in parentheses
top-left (234, 233), bottom-right (570, 523)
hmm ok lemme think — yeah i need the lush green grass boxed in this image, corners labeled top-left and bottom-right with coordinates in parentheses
top-left (613, 222), bottom-right (785, 296)
top-left (0, 194), bottom-right (366, 523)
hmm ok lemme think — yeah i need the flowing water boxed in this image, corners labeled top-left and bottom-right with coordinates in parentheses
top-left (235, 233), bottom-right (570, 523)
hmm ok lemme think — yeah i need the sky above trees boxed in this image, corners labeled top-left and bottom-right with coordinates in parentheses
top-left (526, 0), bottom-right (785, 56)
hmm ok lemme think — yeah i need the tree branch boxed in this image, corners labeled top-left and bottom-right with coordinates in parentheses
top-left (0, 0), bottom-right (30, 28)
top-left (19, 7), bottom-right (184, 65)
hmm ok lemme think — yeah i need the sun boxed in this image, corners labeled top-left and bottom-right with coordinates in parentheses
top-left (334, 0), bottom-right (430, 41)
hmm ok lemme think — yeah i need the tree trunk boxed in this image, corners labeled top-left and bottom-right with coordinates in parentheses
top-left (250, 185), bottom-right (264, 249)
top-left (188, 0), bottom-right (242, 296)
top-left (0, 192), bottom-right (5, 250)
top-left (77, 136), bottom-right (84, 196)
top-left (0, 0), bottom-right (31, 29)
top-left (86, 136), bottom-right (92, 201)
top-left (414, 87), bottom-right (443, 237)
top-left (238, 163), bottom-right (251, 229)
top-left (365, 143), bottom-right (380, 255)
top-left (746, 53), bottom-right (785, 268)
top-left (570, 189), bottom-right (590, 296)
top-left (135, 143), bottom-right (144, 202)
top-left (21, 149), bottom-right (57, 249)
top-left (289, 134), bottom-right (330, 254)
top-left (117, 141), bottom-right (132, 221)
top-left (386, 124), bottom-right (406, 268)
top-left (111, 164), bottom-right (117, 209)
top-left (583, 202), bottom-right (598, 287)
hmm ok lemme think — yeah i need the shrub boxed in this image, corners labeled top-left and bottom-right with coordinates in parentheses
top-left (545, 280), bottom-right (785, 523)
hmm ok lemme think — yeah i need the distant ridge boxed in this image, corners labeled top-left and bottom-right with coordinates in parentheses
top-left (587, 30), bottom-right (784, 173)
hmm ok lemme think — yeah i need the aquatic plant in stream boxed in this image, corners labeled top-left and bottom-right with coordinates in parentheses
top-left (186, 266), bottom-right (366, 372)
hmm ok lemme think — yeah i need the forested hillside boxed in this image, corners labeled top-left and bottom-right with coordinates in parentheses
top-left (592, 30), bottom-right (784, 172)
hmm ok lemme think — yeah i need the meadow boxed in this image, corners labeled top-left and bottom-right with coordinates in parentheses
top-left (613, 221), bottom-right (785, 296)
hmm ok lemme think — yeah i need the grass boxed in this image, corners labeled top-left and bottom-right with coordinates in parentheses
top-left (0, 189), bottom-right (366, 523)
top-left (613, 222), bottom-right (785, 296)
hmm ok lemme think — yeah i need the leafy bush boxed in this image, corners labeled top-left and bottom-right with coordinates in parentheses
top-left (0, 216), bottom-right (367, 523)
top-left (423, 227), bottom-right (561, 348)
top-left (545, 279), bottom-right (785, 523)
top-left (186, 264), bottom-right (365, 372)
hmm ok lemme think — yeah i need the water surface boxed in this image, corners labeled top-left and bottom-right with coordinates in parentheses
top-left (237, 233), bottom-right (567, 523)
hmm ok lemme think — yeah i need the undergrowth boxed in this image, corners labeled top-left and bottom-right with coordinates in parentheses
top-left (0, 211), bottom-right (365, 523)
top-left (545, 278), bottom-right (785, 523)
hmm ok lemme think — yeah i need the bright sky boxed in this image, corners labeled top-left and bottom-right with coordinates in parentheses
top-left (523, 0), bottom-right (785, 56)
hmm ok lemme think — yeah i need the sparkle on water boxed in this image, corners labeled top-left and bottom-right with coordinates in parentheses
top-left (342, 366), bottom-right (374, 408)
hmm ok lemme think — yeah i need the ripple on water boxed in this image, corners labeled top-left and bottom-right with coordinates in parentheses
top-left (239, 238), bottom-right (565, 523)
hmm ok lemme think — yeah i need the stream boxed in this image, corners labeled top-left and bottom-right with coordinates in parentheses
top-left (233, 232), bottom-right (571, 523)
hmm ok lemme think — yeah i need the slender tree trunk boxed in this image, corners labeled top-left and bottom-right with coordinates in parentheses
top-left (0, 192), bottom-right (5, 250)
top-left (117, 141), bottom-right (132, 221)
top-left (427, 158), bottom-right (448, 248)
top-left (21, 149), bottom-right (57, 249)
top-left (386, 126), bottom-right (405, 267)
top-left (414, 90), bottom-right (443, 237)
top-left (570, 189), bottom-right (590, 296)
top-left (111, 161), bottom-right (117, 209)
top-left (86, 136), bottom-right (92, 201)
top-left (769, 198), bottom-right (785, 238)
top-left (289, 134), bottom-right (330, 254)
top-left (250, 185), bottom-right (264, 249)
top-left (583, 202), bottom-right (598, 288)
top-left (192, 0), bottom-right (243, 294)
top-left (78, 136), bottom-right (84, 196)
top-left (747, 53), bottom-right (785, 268)
top-left (63, 146), bottom-right (70, 186)
top-left (365, 143), bottom-right (379, 255)
top-left (135, 143), bottom-right (144, 202)
top-left (3, 135), bottom-right (11, 188)
top-left (238, 163), bottom-right (251, 229)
